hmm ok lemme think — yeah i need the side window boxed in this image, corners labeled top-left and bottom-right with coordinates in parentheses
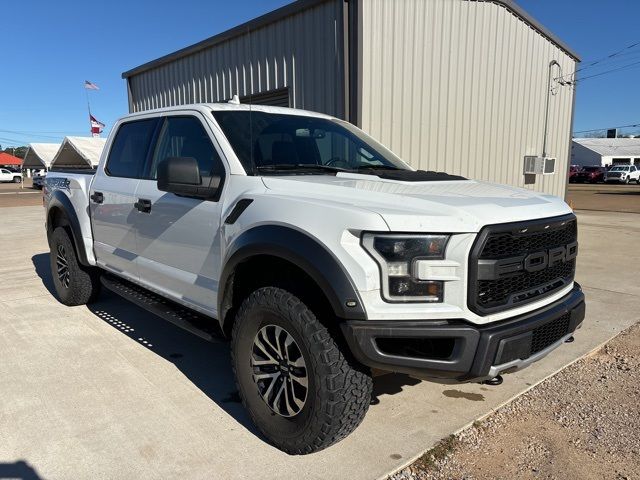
top-left (149, 116), bottom-right (224, 184)
top-left (106, 119), bottom-right (158, 178)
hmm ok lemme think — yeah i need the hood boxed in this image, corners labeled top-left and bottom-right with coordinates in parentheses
top-left (261, 173), bottom-right (572, 232)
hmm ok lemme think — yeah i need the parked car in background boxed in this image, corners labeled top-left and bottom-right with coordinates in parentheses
top-left (604, 165), bottom-right (640, 184)
top-left (0, 168), bottom-right (22, 183)
top-left (32, 171), bottom-right (47, 189)
top-left (573, 166), bottom-right (606, 184)
top-left (568, 165), bottom-right (581, 183)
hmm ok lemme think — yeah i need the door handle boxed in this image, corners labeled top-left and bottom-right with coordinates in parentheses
top-left (134, 198), bottom-right (152, 213)
top-left (90, 191), bottom-right (104, 204)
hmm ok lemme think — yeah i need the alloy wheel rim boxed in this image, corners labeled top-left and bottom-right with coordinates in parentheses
top-left (251, 324), bottom-right (308, 417)
top-left (56, 244), bottom-right (70, 288)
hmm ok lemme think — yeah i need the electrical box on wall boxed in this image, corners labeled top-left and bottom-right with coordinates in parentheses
top-left (524, 156), bottom-right (556, 175)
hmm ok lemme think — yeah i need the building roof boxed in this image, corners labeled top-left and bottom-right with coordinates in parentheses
top-left (122, 0), bottom-right (579, 80)
top-left (51, 137), bottom-right (106, 168)
top-left (22, 143), bottom-right (61, 168)
top-left (573, 138), bottom-right (640, 157)
top-left (0, 152), bottom-right (23, 166)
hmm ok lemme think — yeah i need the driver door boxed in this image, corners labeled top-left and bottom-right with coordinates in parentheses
top-left (132, 114), bottom-right (227, 315)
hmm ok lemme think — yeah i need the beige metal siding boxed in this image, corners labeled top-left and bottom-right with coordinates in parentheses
top-left (127, 0), bottom-right (345, 118)
top-left (359, 0), bottom-right (577, 197)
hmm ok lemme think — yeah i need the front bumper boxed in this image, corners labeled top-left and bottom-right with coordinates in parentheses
top-left (341, 284), bottom-right (585, 383)
top-left (604, 177), bottom-right (626, 183)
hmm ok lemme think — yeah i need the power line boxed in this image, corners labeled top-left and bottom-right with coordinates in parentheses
top-left (574, 123), bottom-right (640, 134)
top-left (576, 59), bottom-right (640, 82)
top-left (0, 129), bottom-right (74, 140)
top-left (558, 39), bottom-right (640, 80)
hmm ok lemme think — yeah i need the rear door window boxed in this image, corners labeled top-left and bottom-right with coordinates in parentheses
top-left (105, 119), bottom-right (158, 178)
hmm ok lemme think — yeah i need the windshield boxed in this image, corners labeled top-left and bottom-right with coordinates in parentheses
top-left (212, 110), bottom-right (410, 174)
top-left (583, 167), bottom-right (600, 172)
top-left (610, 166), bottom-right (629, 171)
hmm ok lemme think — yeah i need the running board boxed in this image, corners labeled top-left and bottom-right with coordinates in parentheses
top-left (100, 275), bottom-right (223, 342)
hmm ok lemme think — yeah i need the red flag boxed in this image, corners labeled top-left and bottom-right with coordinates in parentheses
top-left (90, 114), bottom-right (105, 136)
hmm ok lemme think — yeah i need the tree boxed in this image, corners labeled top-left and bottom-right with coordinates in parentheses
top-left (2, 146), bottom-right (28, 159)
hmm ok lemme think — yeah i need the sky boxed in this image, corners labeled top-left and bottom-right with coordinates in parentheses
top-left (1, 0), bottom-right (639, 148)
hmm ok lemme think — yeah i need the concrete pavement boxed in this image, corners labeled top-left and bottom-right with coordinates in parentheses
top-left (0, 206), bottom-right (637, 480)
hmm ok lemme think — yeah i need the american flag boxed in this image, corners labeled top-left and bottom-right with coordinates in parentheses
top-left (84, 80), bottom-right (100, 90)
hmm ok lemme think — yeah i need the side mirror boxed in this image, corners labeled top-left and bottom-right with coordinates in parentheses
top-left (157, 157), bottom-right (220, 199)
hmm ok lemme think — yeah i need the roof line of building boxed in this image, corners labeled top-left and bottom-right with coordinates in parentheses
top-left (491, 0), bottom-right (580, 61)
top-left (121, 0), bottom-right (329, 79)
top-left (121, 0), bottom-right (580, 80)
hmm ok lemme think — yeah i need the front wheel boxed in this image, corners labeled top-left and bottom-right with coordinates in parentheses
top-left (231, 287), bottom-right (372, 454)
top-left (13, 176), bottom-right (21, 183)
top-left (49, 227), bottom-right (101, 306)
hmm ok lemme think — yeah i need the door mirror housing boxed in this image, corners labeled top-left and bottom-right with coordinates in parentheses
top-left (157, 157), bottom-right (221, 199)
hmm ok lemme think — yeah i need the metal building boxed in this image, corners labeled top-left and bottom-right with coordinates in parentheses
top-left (572, 138), bottom-right (640, 167)
top-left (122, 0), bottom-right (579, 197)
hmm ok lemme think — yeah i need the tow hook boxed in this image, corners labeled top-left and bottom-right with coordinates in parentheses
top-left (482, 375), bottom-right (503, 386)
top-left (565, 336), bottom-right (575, 343)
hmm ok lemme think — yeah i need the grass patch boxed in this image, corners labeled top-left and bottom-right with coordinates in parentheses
top-left (413, 434), bottom-right (459, 470)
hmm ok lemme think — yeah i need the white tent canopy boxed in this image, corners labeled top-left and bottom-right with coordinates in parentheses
top-left (22, 143), bottom-right (61, 169)
top-left (50, 137), bottom-right (106, 169)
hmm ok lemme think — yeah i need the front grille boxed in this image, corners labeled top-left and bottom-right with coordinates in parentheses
top-left (531, 312), bottom-right (571, 354)
top-left (480, 221), bottom-right (576, 259)
top-left (469, 215), bottom-right (577, 315)
top-left (477, 260), bottom-right (575, 308)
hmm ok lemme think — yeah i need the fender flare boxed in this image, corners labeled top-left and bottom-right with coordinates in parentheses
top-left (47, 190), bottom-right (90, 266)
top-left (218, 225), bottom-right (366, 327)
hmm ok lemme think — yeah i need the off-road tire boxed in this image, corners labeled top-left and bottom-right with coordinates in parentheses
top-left (231, 287), bottom-right (372, 454)
top-left (49, 227), bottom-right (100, 306)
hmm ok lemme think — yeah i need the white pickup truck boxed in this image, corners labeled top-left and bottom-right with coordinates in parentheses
top-left (44, 104), bottom-right (585, 454)
top-left (0, 168), bottom-right (22, 183)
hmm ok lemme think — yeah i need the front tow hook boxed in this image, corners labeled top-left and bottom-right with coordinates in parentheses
top-left (482, 375), bottom-right (504, 386)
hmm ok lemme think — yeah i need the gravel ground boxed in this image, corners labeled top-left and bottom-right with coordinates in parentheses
top-left (390, 322), bottom-right (640, 480)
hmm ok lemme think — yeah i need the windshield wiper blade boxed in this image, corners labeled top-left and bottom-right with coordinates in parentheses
top-left (256, 164), bottom-right (351, 173)
top-left (356, 164), bottom-right (401, 171)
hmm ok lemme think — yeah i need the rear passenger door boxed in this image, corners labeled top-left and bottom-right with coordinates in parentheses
top-left (90, 118), bottom-right (159, 280)
top-left (132, 114), bottom-right (227, 315)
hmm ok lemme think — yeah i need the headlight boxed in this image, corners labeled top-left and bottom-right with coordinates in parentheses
top-left (362, 234), bottom-right (449, 302)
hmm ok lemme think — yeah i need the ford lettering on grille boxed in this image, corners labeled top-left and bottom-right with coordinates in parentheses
top-left (477, 241), bottom-right (578, 280)
top-left (468, 215), bottom-right (578, 315)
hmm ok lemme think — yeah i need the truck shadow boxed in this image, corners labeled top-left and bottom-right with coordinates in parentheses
top-left (32, 253), bottom-right (422, 443)
top-left (0, 460), bottom-right (42, 480)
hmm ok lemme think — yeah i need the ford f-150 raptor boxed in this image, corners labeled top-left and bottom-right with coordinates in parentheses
top-left (44, 104), bottom-right (585, 454)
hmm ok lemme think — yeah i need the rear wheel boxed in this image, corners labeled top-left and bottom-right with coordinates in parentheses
top-left (49, 227), bottom-right (101, 306)
top-left (231, 287), bottom-right (372, 454)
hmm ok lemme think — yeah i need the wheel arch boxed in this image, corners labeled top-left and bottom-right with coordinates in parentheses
top-left (46, 190), bottom-right (90, 266)
top-left (218, 225), bottom-right (366, 336)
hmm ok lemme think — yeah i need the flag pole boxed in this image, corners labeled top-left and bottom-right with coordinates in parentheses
top-left (85, 84), bottom-right (93, 136)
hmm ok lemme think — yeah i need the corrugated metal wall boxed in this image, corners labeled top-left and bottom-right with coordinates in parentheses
top-left (127, 0), bottom-right (345, 118)
top-left (359, 0), bottom-right (577, 197)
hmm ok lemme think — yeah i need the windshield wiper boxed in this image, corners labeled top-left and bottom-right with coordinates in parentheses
top-left (256, 164), bottom-right (351, 174)
top-left (356, 165), bottom-right (402, 172)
